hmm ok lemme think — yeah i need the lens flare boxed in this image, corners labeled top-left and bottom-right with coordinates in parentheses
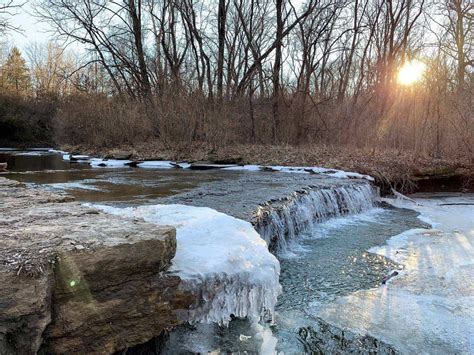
top-left (397, 60), bottom-right (426, 86)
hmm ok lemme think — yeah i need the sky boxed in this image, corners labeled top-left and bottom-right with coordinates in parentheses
top-left (7, 1), bottom-right (52, 50)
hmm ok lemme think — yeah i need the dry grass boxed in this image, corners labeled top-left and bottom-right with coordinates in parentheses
top-left (50, 89), bottom-right (473, 193)
top-left (62, 142), bottom-right (473, 193)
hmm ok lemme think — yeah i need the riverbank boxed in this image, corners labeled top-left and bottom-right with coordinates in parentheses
top-left (0, 176), bottom-right (280, 353)
top-left (60, 143), bottom-right (473, 193)
top-left (0, 177), bottom-right (180, 353)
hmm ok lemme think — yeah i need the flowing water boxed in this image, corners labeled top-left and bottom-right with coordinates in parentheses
top-left (1, 151), bottom-right (428, 353)
top-left (155, 207), bottom-right (426, 354)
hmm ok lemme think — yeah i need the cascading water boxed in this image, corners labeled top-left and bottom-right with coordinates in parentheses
top-left (253, 182), bottom-right (379, 252)
top-left (3, 152), bottom-right (443, 353)
top-left (155, 181), bottom-right (427, 354)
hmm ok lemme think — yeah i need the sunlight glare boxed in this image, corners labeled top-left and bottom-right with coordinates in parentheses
top-left (397, 60), bottom-right (426, 86)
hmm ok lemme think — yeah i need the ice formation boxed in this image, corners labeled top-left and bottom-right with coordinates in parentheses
top-left (93, 203), bottom-right (282, 325)
top-left (57, 150), bottom-right (373, 181)
top-left (224, 165), bottom-right (374, 181)
top-left (89, 158), bottom-right (133, 167)
top-left (254, 182), bottom-right (378, 252)
top-left (46, 181), bottom-right (102, 191)
top-left (314, 194), bottom-right (474, 354)
top-left (137, 160), bottom-right (175, 169)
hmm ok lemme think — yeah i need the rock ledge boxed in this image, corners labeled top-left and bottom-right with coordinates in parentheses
top-left (0, 177), bottom-right (191, 354)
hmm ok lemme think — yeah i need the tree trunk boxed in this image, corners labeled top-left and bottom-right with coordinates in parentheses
top-left (217, 0), bottom-right (226, 98)
top-left (129, 0), bottom-right (152, 98)
top-left (272, 0), bottom-right (283, 143)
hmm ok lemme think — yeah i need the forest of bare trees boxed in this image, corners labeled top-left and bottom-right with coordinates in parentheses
top-left (0, 0), bottom-right (472, 159)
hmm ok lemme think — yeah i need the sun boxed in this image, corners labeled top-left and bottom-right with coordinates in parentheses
top-left (397, 60), bottom-right (426, 86)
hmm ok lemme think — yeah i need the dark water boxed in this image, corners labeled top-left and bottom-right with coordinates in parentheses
top-left (1, 151), bottom-right (233, 204)
top-left (0, 151), bottom-right (75, 171)
top-left (1, 151), bottom-right (427, 353)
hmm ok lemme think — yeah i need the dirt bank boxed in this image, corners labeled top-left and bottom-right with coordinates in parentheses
top-left (61, 143), bottom-right (473, 194)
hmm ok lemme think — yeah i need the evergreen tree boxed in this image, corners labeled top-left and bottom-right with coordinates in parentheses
top-left (1, 46), bottom-right (30, 94)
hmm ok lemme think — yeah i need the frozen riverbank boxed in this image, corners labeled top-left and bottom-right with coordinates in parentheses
top-left (313, 194), bottom-right (474, 353)
top-left (0, 177), bottom-right (281, 353)
top-left (93, 203), bottom-right (281, 325)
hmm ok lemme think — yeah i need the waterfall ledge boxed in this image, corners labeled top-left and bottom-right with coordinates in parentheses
top-left (253, 181), bottom-right (379, 252)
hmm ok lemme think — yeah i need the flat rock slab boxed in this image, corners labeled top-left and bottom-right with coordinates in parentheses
top-left (155, 172), bottom-right (364, 221)
top-left (0, 177), bottom-right (188, 354)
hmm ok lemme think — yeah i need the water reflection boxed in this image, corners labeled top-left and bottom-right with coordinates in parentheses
top-left (0, 151), bottom-right (76, 172)
top-left (2, 151), bottom-right (237, 204)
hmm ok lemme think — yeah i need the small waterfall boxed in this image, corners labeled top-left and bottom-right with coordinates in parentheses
top-left (253, 182), bottom-right (379, 252)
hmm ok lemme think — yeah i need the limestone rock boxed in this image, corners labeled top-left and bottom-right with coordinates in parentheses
top-left (0, 177), bottom-right (191, 354)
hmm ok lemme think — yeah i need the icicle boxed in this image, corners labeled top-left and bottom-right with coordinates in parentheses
top-left (91, 203), bottom-right (282, 326)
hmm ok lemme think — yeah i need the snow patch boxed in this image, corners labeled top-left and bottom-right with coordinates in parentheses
top-left (47, 181), bottom-right (102, 191)
top-left (92, 203), bottom-right (281, 325)
top-left (137, 160), bottom-right (175, 169)
top-left (89, 158), bottom-right (132, 168)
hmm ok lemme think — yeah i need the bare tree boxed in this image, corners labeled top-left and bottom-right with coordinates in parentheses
top-left (0, 0), bottom-right (23, 35)
top-left (436, 0), bottom-right (473, 90)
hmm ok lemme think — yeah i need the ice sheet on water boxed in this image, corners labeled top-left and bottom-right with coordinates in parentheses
top-left (46, 181), bottom-right (102, 191)
top-left (89, 158), bottom-right (132, 167)
top-left (137, 160), bottom-right (175, 169)
top-left (223, 165), bottom-right (262, 172)
top-left (224, 164), bottom-right (374, 181)
top-left (92, 203), bottom-right (281, 325)
top-left (314, 194), bottom-right (474, 354)
top-left (13, 151), bottom-right (47, 156)
top-left (56, 150), bottom-right (374, 181)
top-left (48, 148), bottom-right (69, 155)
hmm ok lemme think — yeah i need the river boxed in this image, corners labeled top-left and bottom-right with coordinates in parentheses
top-left (1, 150), bottom-right (431, 353)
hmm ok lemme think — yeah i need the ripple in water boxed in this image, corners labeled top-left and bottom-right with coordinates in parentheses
top-left (152, 205), bottom-right (427, 354)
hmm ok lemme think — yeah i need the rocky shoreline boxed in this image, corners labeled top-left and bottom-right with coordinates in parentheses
top-left (60, 143), bottom-right (474, 194)
top-left (0, 177), bottom-right (192, 353)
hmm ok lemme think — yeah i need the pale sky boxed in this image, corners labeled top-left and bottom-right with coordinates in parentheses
top-left (8, 1), bottom-right (52, 50)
